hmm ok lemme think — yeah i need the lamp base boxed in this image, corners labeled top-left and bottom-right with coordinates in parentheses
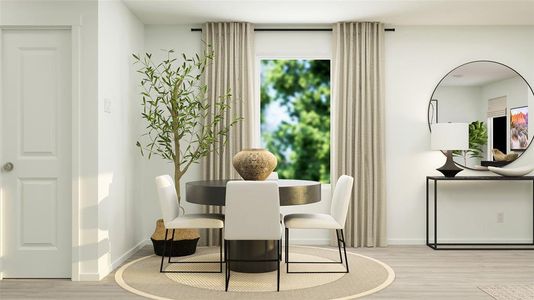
top-left (437, 150), bottom-right (463, 177)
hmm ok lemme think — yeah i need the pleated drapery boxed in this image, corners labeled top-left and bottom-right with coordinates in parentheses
top-left (332, 22), bottom-right (387, 247)
top-left (201, 22), bottom-right (255, 246)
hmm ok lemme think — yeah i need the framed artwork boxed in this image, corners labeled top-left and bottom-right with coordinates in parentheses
top-left (510, 106), bottom-right (528, 151)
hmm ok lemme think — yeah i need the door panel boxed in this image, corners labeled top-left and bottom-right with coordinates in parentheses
top-left (20, 48), bottom-right (58, 155)
top-left (20, 178), bottom-right (58, 247)
top-left (2, 29), bottom-right (71, 278)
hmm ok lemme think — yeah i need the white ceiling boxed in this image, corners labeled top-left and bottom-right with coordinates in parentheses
top-left (123, 0), bottom-right (534, 26)
top-left (439, 62), bottom-right (520, 87)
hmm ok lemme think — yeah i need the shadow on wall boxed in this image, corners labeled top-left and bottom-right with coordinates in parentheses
top-left (78, 185), bottom-right (110, 277)
top-left (78, 174), bottom-right (133, 277)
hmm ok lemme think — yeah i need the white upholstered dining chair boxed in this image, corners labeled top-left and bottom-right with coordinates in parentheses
top-left (155, 175), bottom-right (225, 273)
top-left (267, 171), bottom-right (279, 180)
top-left (283, 175), bottom-right (354, 273)
top-left (267, 171), bottom-right (284, 225)
top-left (224, 181), bottom-right (282, 292)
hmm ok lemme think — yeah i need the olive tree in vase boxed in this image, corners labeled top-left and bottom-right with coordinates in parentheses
top-left (133, 49), bottom-right (240, 256)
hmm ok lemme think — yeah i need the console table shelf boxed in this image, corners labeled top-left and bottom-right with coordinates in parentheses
top-left (426, 175), bottom-right (534, 250)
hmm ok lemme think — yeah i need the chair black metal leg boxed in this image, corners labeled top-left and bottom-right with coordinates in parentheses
top-left (279, 236), bottom-right (282, 261)
top-left (225, 263), bottom-right (229, 292)
top-left (219, 228), bottom-right (223, 273)
top-left (168, 229), bottom-right (175, 263)
top-left (341, 229), bottom-right (349, 273)
top-left (284, 228), bottom-right (288, 263)
top-left (161, 228), bottom-right (224, 274)
top-left (285, 228), bottom-right (289, 273)
top-left (159, 229), bottom-right (169, 272)
top-left (224, 240), bottom-right (229, 291)
top-left (286, 228), bottom-right (349, 274)
top-left (226, 241), bottom-right (231, 291)
top-left (277, 240), bottom-right (280, 292)
top-left (223, 239), bottom-right (227, 262)
top-left (336, 229), bottom-right (343, 264)
top-left (224, 239), bottom-right (282, 292)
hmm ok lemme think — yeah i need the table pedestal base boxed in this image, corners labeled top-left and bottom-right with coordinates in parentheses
top-left (228, 240), bottom-right (278, 273)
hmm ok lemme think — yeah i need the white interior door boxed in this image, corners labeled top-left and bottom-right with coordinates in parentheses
top-left (1, 29), bottom-right (72, 278)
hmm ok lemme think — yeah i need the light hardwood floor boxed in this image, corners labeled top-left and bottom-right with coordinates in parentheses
top-left (1, 245), bottom-right (533, 299)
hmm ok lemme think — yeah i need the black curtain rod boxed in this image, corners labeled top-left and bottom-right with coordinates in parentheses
top-left (191, 28), bottom-right (395, 32)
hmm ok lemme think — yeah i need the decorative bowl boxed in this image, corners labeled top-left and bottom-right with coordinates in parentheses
top-left (472, 165), bottom-right (489, 171)
top-left (492, 149), bottom-right (519, 162)
top-left (488, 166), bottom-right (534, 177)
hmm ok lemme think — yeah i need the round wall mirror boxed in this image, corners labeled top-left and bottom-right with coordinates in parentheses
top-left (428, 61), bottom-right (534, 170)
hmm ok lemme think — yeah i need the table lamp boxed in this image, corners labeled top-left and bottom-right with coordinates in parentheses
top-left (431, 123), bottom-right (469, 177)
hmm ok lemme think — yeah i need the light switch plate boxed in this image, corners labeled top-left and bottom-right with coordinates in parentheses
top-left (104, 98), bottom-right (112, 113)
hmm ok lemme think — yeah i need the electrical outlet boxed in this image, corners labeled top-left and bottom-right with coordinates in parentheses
top-left (497, 212), bottom-right (504, 223)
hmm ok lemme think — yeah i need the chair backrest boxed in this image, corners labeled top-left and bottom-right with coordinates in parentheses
top-left (330, 175), bottom-right (354, 228)
top-left (155, 175), bottom-right (180, 225)
top-left (225, 181), bottom-right (281, 240)
top-left (267, 172), bottom-right (279, 180)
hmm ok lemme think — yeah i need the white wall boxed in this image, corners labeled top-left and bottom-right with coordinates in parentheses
top-left (385, 26), bottom-right (534, 244)
top-left (432, 86), bottom-right (484, 123)
top-left (530, 88), bottom-right (534, 142)
top-left (98, 0), bottom-right (144, 277)
top-left (0, 0), bottom-right (99, 280)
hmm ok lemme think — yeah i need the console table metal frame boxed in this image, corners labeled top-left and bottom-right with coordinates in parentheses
top-left (426, 175), bottom-right (534, 250)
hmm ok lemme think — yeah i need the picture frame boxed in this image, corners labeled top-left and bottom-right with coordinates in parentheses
top-left (510, 106), bottom-right (528, 151)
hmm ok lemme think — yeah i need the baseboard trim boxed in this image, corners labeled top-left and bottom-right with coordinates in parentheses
top-left (79, 239), bottom-right (149, 281)
top-left (111, 239), bottom-right (148, 271)
top-left (289, 238), bottom-right (330, 246)
top-left (387, 239), bottom-right (426, 245)
top-left (78, 272), bottom-right (101, 281)
top-left (387, 238), bottom-right (533, 245)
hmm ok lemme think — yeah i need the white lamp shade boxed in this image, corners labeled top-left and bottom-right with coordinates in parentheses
top-left (431, 123), bottom-right (469, 151)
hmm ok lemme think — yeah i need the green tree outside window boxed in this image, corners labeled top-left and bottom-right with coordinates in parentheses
top-left (260, 60), bottom-right (331, 183)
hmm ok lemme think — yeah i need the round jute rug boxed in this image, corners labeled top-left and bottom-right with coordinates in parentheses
top-left (115, 246), bottom-right (395, 300)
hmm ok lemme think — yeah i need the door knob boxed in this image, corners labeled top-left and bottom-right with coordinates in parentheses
top-left (2, 162), bottom-right (14, 172)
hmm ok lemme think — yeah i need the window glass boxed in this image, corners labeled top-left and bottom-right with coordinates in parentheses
top-left (260, 59), bottom-right (331, 183)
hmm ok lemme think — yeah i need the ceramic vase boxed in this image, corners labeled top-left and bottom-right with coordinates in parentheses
top-left (232, 148), bottom-right (277, 180)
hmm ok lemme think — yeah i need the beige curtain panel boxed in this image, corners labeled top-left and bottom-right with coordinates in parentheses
top-left (332, 22), bottom-right (387, 247)
top-left (201, 22), bottom-right (255, 246)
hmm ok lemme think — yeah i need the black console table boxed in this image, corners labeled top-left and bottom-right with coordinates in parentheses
top-left (426, 176), bottom-right (534, 250)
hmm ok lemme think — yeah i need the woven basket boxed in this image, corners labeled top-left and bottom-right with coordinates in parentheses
top-left (151, 219), bottom-right (200, 257)
top-left (151, 237), bottom-right (199, 257)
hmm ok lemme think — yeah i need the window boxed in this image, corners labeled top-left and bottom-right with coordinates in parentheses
top-left (260, 59), bottom-right (331, 183)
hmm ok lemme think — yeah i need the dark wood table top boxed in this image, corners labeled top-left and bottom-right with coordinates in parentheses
top-left (186, 179), bottom-right (322, 206)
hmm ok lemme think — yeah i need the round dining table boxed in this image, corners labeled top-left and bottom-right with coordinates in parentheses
top-left (186, 179), bottom-right (321, 273)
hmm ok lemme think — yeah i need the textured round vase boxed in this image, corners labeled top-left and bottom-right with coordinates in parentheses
top-left (232, 148), bottom-right (277, 180)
